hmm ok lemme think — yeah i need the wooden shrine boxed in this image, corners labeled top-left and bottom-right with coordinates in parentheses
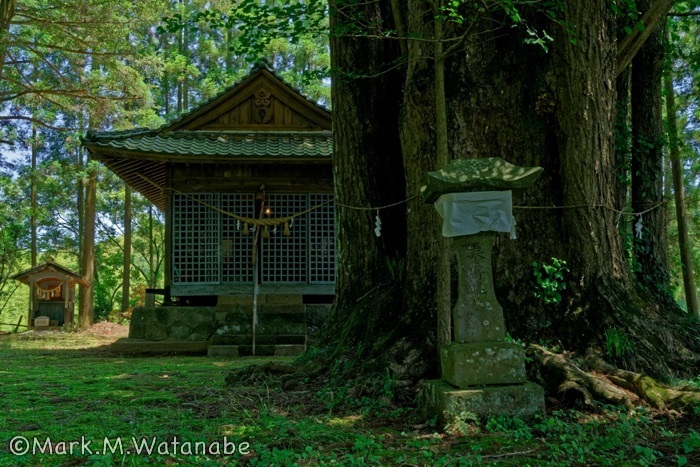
top-left (11, 259), bottom-right (88, 329)
top-left (82, 62), bottom-right (334, 304)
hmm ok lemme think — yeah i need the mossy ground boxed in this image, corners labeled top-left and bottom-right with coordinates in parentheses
top-left (0, 327), bottom-right (698, 466)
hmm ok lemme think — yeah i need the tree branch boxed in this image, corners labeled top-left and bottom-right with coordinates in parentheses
top-left (0, 116), bottom-right (68, 131)
top-left (616, 0), bottom-right (675, 76)
top-left (668, 11), bottom-right (700, 17)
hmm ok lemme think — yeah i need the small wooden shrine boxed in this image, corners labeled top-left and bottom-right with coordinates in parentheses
top-left (11, 259), bottom-right (88, 328)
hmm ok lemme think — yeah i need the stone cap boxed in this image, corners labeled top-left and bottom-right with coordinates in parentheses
top-left (422, 157), bottom-right (543, 203)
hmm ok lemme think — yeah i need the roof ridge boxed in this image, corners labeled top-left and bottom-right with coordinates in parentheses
top-left (157, 63), bottom-right (329, 133)
top-left (83, 63), bottom-right (330, 144)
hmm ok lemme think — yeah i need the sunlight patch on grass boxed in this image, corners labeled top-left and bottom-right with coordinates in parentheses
top-left (109, 389), bottom-right (136, 398)
top-left (327, 414), bottom-right (363, 427)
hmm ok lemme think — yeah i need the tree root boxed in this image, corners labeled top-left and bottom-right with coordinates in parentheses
top-left (528, 344), bottom-right (700, 411)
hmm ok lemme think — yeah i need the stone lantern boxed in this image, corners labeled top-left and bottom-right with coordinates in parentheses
top-left (420, 157), bottom-right (546, 424)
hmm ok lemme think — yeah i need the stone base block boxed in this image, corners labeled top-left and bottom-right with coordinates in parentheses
top-left (266, 294), bottom-right (303, 305)
top-left (217, 295), bottom-right (265, 308)
top-left (207, 345), bottom-right (239, 357)
top-left (441, 341), bottom-right (525, 388)
top-left (419, 379), bottom-right (545, 426)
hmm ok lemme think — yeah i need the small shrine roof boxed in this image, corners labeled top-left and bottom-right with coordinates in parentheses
top-left (12, 259), bottom-right (88, 286)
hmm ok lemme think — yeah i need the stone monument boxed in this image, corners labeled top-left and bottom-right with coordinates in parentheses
top-left (420, 157), bottom-right (546, 425)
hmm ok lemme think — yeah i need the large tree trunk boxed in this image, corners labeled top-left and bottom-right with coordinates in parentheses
top-left (631, 0), bottom-right (669, 290)
top-left (321, 0), bottom-right (409, 372)
top-left (320, 0), bottom-right (700, 386)
top-left (397, 1), bottom-right (441, 368)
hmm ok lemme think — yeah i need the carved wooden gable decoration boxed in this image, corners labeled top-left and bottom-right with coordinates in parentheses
top-left (167, 66), bottom-right (331, 132)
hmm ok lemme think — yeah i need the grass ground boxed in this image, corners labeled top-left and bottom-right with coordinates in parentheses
top-left (0, 326), bottom-right (699, 466)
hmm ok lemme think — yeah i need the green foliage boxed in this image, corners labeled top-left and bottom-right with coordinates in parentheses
top-left (158, 0), bottom-right (330, 110)
top-left (605, 326), bottom-right (634, 358)
top-left (531, 257), bottom-right (569, 304)
top-left (385, 256), bottom-right (405, 283)
top-left (0, 0), bottom-right (166, 140)
top-left (664, 2), bottom-right (700, 311)
top-left (0, 174), bottom-right (28, 321)
top-left (438, 0), bottom-right (572, 52)
top-left (486, 415), bottom-right (533, 441)
top-left (444, 410), bottom-right (479, 436)
top-left (608, 0), bottom-right (643, 35)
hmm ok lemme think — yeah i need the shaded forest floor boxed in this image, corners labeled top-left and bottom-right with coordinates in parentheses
top-left (0, 328), bottom-right (698, 466)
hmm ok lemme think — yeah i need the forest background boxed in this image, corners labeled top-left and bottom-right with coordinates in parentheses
top-left (0, 0), bottom-right (329, 330)
top-left (0, 0), bottom-right (698, 341)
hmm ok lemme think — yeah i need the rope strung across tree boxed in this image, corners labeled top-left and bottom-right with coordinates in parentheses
top-left (136, 174), bottom-right (666, 232)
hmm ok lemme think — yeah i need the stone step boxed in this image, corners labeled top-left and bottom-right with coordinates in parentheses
top-left (215, 307), bottom-right (307, 320)
top-left (260, 304), bottom-right (306, 315)
top-left (214, 323), bottom-right (307, 336)
top-left (210, 334), bottom-right (307, 346)
top-left (238, 344), bottom-right (306, 357)
top-left (215, 313), bottom-right (306, 327)
top-left (207, 344), bottom-right (306, 357)
top-left (110, 338), bottom-right (209, 355)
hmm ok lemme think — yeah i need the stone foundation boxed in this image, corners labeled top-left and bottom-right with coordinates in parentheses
top-left (440, 342), bottom-right (526, 388)
top-left (419, 379), bottom-right (545, 425)
top-left (128, 295), bottom-right (332, 350)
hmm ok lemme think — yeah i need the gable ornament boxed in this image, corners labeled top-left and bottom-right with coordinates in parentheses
top-left (254, 88), bottom-right (272, 124)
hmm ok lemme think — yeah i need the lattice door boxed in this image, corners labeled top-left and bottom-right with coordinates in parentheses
top-left (261, 194), bottom-right (308, 283)
top-left (172, 192), bottom-right (335, 288)
top-left (309, 194), bottom-right (335, 283)
top-left (172, 193), bottom-right (220, 284)
top-left (221, 193), bottom-right (255, 283)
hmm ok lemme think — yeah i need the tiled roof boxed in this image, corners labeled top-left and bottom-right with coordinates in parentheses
top-left (82, 62), bottom-right (332, 211)
top-left (84, 131), bottom-right (332, 159)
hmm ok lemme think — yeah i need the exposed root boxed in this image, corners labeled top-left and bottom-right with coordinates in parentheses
top-left (528, 344), bottom-right (700, 411)
top-left (591, 358), bottom-right (700, 410)
top-left (528, 344), bottom-right (638, 408)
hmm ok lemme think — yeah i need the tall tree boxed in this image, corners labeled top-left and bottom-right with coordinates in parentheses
top-left (0, 170), bottom-right (26, 317)
top-left (630, 0), bottom-right (669, 291)
top-left (30, 121), bottom-right (37, 266)
top-left (0, 0), bottom-right (165, 144)
top-left (323, 0), bottom-right (411, 373)
top-left (121, 185), bottom-right (132, 313)
top-left (664, 21), bottom-right (699, 317)
top-left (321, 0), bottom-right (699, 383)
top-left (78, 162), bottom-right (97, 327)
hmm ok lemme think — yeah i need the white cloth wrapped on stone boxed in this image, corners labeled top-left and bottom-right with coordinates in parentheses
top-left (434, 191), bottom-right (516, 238)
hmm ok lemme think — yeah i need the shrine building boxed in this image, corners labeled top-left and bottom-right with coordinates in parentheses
top-left (82, 63), bottom-right (335, 308)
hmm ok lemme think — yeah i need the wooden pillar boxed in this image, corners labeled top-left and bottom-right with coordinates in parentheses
top-left (164, 164), bottom-right (172, 303)
top-left (63, 276), bottom-right (70, 326)
top-left (27, 278), bottom-right (34, 327)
